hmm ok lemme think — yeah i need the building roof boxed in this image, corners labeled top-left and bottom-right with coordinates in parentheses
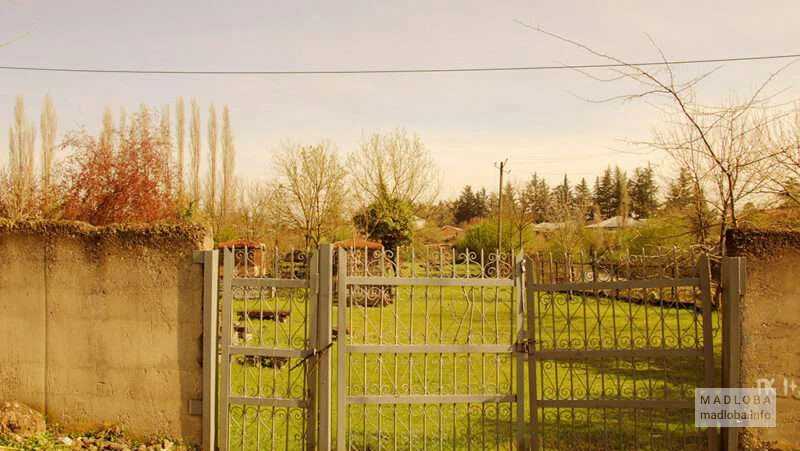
top-left (332, 238), bottom-right (384, 250)
top-left (586, 216), bottom-right (646, 229)
top-left (441, 225), bottom-right (464, 232)
top-left (439, 225), bottom-right (465, 241)
top-left (532, 221), bottom-right (571, 231)
top-left (217, 239), bottom-right (265, 249)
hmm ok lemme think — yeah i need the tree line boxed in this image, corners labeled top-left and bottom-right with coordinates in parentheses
top-left (1, 95), bottom-right (237, 231)
top-left (452, 164), bottom-right (659, 225)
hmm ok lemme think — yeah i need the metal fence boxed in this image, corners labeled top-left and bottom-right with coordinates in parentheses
top-left (203, 245), bottom-right (723, 451)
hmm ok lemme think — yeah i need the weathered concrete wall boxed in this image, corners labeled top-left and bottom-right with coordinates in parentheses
top-left (727, 229), bottom-right (800, 449)
top-left (0, 221), bottom-right (210, 444)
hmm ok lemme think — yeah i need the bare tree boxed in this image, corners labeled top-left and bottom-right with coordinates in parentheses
top-left (190, 99), bottom-right (201, 206)
top-left (159, 105), bottom-right (171, 150)
top-left (523, 24), bottom-right (792, 250)
top-left (207, 104), bottom-right (218, 217)
top-left (766, 105), bottom-right (800, 206)
top-left (349, 128), bottom-right (440, 204)
top-left (7, 95), bottom-right (36, 218)
top-left (40, 94), bottom-right (57, 203)
top-left (233, 181), bottom-right (285, 244)
top-left (119, 107), bottom-right (127, 137)
top-left (221, 105), bottom-right (236, 218)
top-left (175, 97), bottom-right (185, 200)
top-left (274, 142), bottom-right (348, 248)
top-left (653, 104), bottom-right (777, 241)
top-left (100, 107), bottom-right (114, 150)
top-left (159, 105), bottom-right (172, 195)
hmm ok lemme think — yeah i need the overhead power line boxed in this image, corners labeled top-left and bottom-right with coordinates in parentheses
top-left (0, 53), bottom-right (798, 76)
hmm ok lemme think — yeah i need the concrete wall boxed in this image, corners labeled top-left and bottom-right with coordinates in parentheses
top-left (0, 221), bottom-right (210, 444)
top-left (728, 229), bottom-right (800, 449)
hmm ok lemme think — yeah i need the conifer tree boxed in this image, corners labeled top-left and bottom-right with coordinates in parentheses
top-left (629, 165), bottom-right (659, 218)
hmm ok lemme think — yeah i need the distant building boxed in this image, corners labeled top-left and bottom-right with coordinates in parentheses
top-left (585, 216), bottom-right (646, 229)
top-left (532, 222), bottom-right (568, 232)
top-left (412, 215), bottom-right (427, 229)
top-left (439, 225), bottom-right (465, 242)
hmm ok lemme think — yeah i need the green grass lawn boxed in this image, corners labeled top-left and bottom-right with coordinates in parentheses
top-left (225, 281), bottom-right (721, 451)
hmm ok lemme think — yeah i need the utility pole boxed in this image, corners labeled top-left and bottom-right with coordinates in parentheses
top-left (495, 159), bottom-right (508, 253)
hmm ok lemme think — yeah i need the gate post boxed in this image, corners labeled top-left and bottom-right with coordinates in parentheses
top-left (525, 257), bottom-right (539, 451)
top-left (514, 252), bottom-right (526, 450)
top-left (197, 250), bottom-right (219, 451)
top-left (336, 249), bottom-right (348, 451)
top-left (721, 257), bottom-right (745, 451)
top-left (316, 245), bottom-right (333, 450)
top-left (698, 255), bottom-right (719, 451)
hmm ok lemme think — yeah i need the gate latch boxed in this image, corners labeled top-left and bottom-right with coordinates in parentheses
top-left (515, 339), bottom-right (536, 354)
top-left (290, 341), bottom-right (335, 372)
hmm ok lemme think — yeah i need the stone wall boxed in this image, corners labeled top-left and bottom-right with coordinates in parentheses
top-left (0, 221), bottom-right (211, 444)
top-left (727, 229), bottom-right (800, 449)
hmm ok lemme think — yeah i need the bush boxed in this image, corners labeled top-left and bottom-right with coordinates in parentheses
top-left (455, 219), bottom-right (501, 255)
top-left (59, 116), bottom-right (178, 225)
top-left (353, 196), bottom-right (413, 251)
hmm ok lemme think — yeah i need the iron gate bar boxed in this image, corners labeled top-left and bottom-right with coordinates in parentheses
top-left (345, 276), bottom-right (515, 287)
top-left (346, 344), bottom-right (515, 353)
top-left (532, 348), bottom-right (704, 359)
top-left (348, 395), bottom-right (518, 404)
top-left (537, 400), bottom-right (695, 409)
top-left (227, 347), bottom-right (310, 357)
top-left (528, 277), bottom-right (700, 291)
top-left (231, 278), bottom-right (309, 288)
top-left (228, 397), bottom-right (311, 408)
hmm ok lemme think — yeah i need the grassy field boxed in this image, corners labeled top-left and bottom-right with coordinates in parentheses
top-left (225, 279), bottom-right (721, 451)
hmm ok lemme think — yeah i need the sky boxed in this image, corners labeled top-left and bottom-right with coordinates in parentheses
top-left (1, 0), bottom-right (800, 198)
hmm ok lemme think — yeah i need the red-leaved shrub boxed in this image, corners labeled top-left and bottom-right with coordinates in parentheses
top-left (59, 118), bottom-right (177, 225)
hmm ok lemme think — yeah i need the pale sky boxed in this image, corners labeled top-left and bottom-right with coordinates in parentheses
top-left (2, 1), bottom-right (799, 198)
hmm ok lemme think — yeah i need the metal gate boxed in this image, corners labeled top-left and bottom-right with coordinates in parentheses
top-left (335, 246), bottom-right (526, 450)
top-left (217, 246), bottom-right (324, 451)
top-left (202, 245), bottom-right (720, 451)
top-left (524, 251), bottom-right (717, 451)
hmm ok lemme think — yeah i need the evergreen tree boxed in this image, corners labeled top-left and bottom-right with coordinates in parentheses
top-left (665, 167), bottom-right (694, 209)
top-left (629, 165), bottom-right (658, 218)
top-left (614, 167), bottom-right (630, 219)
top-left (594, 167), bottom-right (616, 218)
top-left (552, 174), bottom-right (572, 207)
top-left (524, 173), bottom-right (552, 223)
top-left (452, 185), bottom-right (488, 224)
top-left (573, 178), bottom-right (593, 220)
top-left (665, 167), bottom-right (713, 243)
